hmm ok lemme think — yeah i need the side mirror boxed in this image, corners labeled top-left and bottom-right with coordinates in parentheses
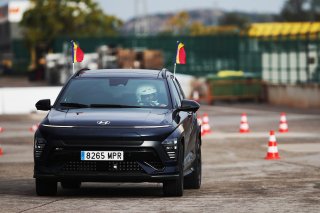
top-left (35, 99), bottom-right (51, 111)
top-left (178, 99), bottom-right (200, 112)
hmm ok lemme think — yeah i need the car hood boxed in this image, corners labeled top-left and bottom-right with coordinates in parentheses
top-left (47, 108), bottom-right (173, 127)
top-left (40, 108), bottom-right (176, 142)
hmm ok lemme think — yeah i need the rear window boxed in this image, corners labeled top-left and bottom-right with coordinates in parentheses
top-left (56, 78), bottom-right (170, 108)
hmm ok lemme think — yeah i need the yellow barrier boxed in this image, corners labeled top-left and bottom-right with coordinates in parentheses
top-left (248, 22), bottom-right (320, 38)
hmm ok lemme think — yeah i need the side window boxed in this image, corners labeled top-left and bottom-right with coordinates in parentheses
top-left (168, 78), bottom-right (181, 108)
top-left (173, 78), bottom-right (185, 100)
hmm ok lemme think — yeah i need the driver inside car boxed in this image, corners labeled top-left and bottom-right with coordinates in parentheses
top-left (136, 84), bottom-right (166, 107)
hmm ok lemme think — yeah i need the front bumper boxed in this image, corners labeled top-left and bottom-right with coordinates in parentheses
top-left (34, 173), bottom-right (179, 182)
top-left (34, 140), bottom-right (179, 182)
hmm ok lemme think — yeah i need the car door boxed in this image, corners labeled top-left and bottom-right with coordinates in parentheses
top-left (168, 77), bottom-right (193, 163)
top-left (173, 78), bottom-right (197, 165)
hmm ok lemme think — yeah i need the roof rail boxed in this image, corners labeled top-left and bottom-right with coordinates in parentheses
top-left (73, 68), bottom-right (90, 78)
top-left (160, 68), bottom-right (170, 78)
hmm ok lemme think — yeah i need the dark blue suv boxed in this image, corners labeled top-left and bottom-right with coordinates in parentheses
top-left (34, 68), bottom-right (201, 197)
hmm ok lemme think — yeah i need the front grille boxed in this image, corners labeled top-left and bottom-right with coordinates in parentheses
top-left (62, 161), bottom-right (164, 173)
top-left (63, 161), bottom-right (97, 172)
top-left (62, 161), bottom-right (143, 173)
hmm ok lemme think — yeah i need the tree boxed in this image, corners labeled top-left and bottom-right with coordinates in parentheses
top-left (189, 22), bottom-right (206, 36)
top-left (278, 0), bottom-right (320, 21)
top-left (161, 11), bottom-right (239, 36)
top-left (279, 0), bottom-right (309, 21)
top-left (189, 22), bottom-right (239, 36)
top-left (165, 11), bottom-right (190, 35)
top-left (20, 0), bottom-right (123, 69)
top-left (218, 12), bottom-right (249, 29)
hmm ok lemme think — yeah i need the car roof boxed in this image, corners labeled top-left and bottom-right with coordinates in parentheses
top-left (75, 69), bottom-right (170, 79)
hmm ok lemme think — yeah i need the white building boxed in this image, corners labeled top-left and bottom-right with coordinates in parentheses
top-left (0, 1), bottom-right (31, 62)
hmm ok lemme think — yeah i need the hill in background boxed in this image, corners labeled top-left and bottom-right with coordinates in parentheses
top-left (121, 9), bottom-right (276, 35)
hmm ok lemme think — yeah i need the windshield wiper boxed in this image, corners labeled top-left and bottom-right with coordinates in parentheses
top-left (90, 104), bottom-right (142, 108)
top-left (59, 102), bottom-right (89, 108)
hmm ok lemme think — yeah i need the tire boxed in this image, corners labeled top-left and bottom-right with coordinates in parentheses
top-left (61, 181), bottom-right (81, 189)
top-left (163, 143), bottom-right (184, 197)
top-left (36, 178), bottom-right (57, 196)
top-left (184, 137), bottom-right (202, 189)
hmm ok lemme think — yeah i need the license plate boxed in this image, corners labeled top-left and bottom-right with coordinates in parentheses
top-left (81, 151), bottom-right (123, 161)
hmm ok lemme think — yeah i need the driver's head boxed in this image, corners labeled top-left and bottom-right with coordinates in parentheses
top-left (136, 84), bottom-right (158, 105)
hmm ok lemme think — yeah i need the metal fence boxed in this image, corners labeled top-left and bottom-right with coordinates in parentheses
top-left (11, 34), bottom-right (320, 84)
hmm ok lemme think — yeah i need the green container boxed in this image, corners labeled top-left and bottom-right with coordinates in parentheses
top-left (206, 72), bottom-right (262, 104)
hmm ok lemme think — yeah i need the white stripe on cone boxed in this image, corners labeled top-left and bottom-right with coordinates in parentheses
top-left (240, 123), bottom-right (249, 129)
top-left (280, 123), bottom-right (288, 129)
top-left (267, 146), bottom-right (279, 153)
top-left (280, 115), bottom-right (287, 122)
top-left (241, 115), bottom-right (247, 123)
top-left (269, 135), bottom-right (276, 142)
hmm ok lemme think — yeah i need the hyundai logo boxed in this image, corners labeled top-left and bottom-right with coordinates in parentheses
top-left (97, 120), bottom-right (111, 125)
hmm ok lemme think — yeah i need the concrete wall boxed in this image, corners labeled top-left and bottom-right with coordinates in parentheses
top-left (267, 84), bottom-right (320, 108)
top-left (0, 87), bottom-right (62, 114)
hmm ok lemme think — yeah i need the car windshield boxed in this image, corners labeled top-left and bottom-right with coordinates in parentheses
top-left (56, 77), bottom-right (170, 109)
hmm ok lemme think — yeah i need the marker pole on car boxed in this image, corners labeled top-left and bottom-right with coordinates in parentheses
top-left (174, 41), bottom-right (186, 78)
top-left (71, 40), bottom-right (84, 73)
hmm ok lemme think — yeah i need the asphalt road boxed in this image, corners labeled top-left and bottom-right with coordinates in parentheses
top-left (0, 103), bottom-right (319, 212)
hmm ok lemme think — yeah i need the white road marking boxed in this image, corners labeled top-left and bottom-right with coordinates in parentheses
top-left (203, 132), bottom-right (320, 139)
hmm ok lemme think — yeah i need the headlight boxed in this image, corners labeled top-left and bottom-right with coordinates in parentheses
top-left (162, 138), bottom-right (178, 160)
top-left (34, 137), bottom-right (46, 159)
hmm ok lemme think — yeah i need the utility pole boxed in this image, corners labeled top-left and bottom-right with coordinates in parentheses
top-left (134, 0), bottom-right (149, 36)
top-left (212, 1), bottom-right (220, 25)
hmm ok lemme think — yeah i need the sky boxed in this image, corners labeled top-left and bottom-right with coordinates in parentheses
top-left (0, 0), bottom-right (287, 21)
top-left (96, 0), bottom-right (287, 21)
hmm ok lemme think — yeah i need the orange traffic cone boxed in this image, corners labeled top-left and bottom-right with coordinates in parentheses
top-left (239, 113), bottom-right (250, 133)
top-left (202, 113), bottom-right (212, 135)
top-left (197, 116), bottom-right (205, 136)
top-left (265, 130), bottom-right (280, 160)
top-left (279, 112), bottom-right (288, 133)
top-left (0, 127), bottom-right (3, 156)
top-left (29, 124), bottom-right (39, 132)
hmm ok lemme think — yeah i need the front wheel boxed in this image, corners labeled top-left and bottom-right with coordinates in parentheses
top-left (184, 137), bottom-right (202, 189)
top-left (35, 178), bottom-right (57, 196)
top-left (163, 143), bottom-right (184, 197)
